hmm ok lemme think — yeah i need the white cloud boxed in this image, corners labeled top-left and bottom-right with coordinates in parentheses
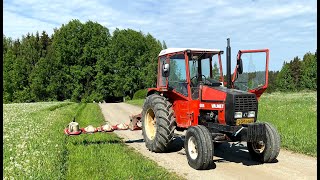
top-left (3, 0), bottom-right (317, 70)
top-left (4, 10), bottom-right (56, 39)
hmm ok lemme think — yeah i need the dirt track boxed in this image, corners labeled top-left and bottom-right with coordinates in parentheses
top-left (99, 103), bottom-right (317, 180)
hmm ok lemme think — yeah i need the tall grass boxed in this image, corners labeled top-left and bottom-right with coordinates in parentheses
top-left (258, 92), bottom-right (316, 156)
top-left (3, 102), bottom-right (78, 179)
top-left (3, 102), bottom-right (183, 179)
top-left (125, 99), bottom-right (145, 107)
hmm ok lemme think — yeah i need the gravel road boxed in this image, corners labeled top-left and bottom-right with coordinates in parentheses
top-left (99, 102), bottom-right (316, 180)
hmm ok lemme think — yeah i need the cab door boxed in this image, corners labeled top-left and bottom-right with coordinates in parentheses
top-left (232, 49), bottom-right (269, 99)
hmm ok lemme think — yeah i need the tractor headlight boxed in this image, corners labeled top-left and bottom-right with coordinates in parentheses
top-left (248, 111), bottom-right (255, 117)
top-left (234, 112), bottom-right (242, 119)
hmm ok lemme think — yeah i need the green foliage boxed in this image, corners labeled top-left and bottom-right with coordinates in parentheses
top-left (126, 99), bottom-right (145, 107)
top-left (289, 57), bottom-right (303, 90)
top-left (265, 71), bottom-right (279, 93)
top-left (212, 62), bottom-right (220, 80)
top-left (108, 29), bottom-right (162, 99)
top-left (300, 52), bottom-right (317, 90)
top-left (275, 62), bottom-right (295, 91)
top-left (133, 89), bottom-right (148, 100)
top-left (3, 20), bottom-right (163, 103)
top-left (273, 52), bottom-right (317, 92)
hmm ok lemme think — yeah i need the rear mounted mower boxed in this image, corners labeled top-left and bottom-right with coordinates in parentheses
top-left (64, 114), bottom-right (142, 136)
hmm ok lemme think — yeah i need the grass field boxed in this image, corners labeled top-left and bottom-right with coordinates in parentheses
top-left (258, 91), bottom-right (317, 156)
top-left (126, 91), bottom-right (317, 157)
top-left (3, 102), bottom-right (183, 179)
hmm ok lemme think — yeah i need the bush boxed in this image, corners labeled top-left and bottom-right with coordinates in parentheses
top-left (124, 95), bottom-right (131, 101)
top-left (133, 89), bottom-right (148, 100)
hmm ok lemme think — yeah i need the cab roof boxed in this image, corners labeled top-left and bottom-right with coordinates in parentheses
top-left (158, 48), bottom-right (222, 56)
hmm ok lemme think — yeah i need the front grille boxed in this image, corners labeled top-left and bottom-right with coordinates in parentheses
top-left (234, 94), bottom-right (257, 112)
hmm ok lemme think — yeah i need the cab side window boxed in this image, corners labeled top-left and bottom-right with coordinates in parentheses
top-left (168, 54), bottom-right (188, 96)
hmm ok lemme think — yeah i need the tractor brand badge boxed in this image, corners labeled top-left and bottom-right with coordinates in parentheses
top-left (199, 104), bottom-right (205, 108)
top-left (211, 104), bottom-right (224, 109)
top-left (243, 112), bottom-right (248, 117)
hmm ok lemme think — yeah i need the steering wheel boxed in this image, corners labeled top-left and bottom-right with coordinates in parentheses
top-left (191, 75), bottom-right (208, 86)
top-left (190, 76), bottom-right (198, 87)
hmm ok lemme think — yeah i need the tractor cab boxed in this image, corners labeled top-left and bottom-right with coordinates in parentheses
top-left (156, 47), bottom-right (269, 100)
top-left (156, 48), bottom-right (224, 99)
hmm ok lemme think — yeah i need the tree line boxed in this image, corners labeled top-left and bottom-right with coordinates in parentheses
top-left (3, 19), bottom-right (316, 103)
top-left (3, 20), bottom-right (164, 103)
top-left (267, 51), bottom-right (317, 92)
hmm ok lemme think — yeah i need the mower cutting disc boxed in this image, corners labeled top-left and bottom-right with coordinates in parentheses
top-left (113, 123), bottom-right (129, 130)
top-left (64, 128), bottom-right (82, 135)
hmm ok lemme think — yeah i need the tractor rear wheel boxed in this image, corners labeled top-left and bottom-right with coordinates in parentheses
top-left (247, 122), bottom-right (280, 163)
top-left (185, 125), bottom-right (214, 170)
top-left (142, 94), bottom-right (176, 152)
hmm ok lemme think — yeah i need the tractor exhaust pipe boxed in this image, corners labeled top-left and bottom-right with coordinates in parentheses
top-left (226, 38), bottom-right (231, 88)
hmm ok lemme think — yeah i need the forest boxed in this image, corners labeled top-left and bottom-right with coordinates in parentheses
top-left (3, 20), bottom-right (317, 103)
top-left (3, 20), bottom-right (164, 103)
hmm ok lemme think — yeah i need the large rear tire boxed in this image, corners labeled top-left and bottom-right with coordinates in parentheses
top-left (247, 122), bottom-right (281, 162)
top-left (142, 94), bottom-right (176, 152)
top-left (185, 125), bottom-right (214, 170)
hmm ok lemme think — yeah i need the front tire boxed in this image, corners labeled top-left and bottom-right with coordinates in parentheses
top-left (142, 94), bottom-right (176, 152)
top-left (185, 125), bottom-right (214, 170)
top-left (248, 122), bottom-right (281, 162)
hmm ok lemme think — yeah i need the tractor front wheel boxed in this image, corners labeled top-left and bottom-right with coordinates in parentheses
top-left (142, 94), bottom-right (176, 152)
top-left (185, 125), bottom-right (214, 170)
top-left (247, 122), bottom-right (281, 163)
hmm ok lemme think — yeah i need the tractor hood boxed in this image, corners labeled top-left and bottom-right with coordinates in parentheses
top-left (201, 85), bottom-right (258, 126)
top-left (201, 85), bottom-right (253, 102)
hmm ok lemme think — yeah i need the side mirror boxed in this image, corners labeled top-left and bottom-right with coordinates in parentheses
top-left (237, 58), bottom-right (243, 74)
top-left (162, 63), bottom-right (170, 77)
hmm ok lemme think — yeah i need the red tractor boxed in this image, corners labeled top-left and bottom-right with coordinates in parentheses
top-left (141, 38), bottom-right (280, 170)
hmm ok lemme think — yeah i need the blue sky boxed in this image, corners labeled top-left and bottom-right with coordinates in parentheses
top-left (3, 0), bottom-right (317, 71)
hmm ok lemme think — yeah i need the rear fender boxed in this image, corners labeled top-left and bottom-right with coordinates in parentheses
top-left (147, 88), bottom-right (161, 97)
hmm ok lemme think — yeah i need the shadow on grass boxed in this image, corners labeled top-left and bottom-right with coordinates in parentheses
top-left (123, 134), bottom-right (185, 153)
top-left (72, 139), bottom-right (122, 146)
top-left (125, 139), bottom-right (144, 143)
top-left (45, 102), bottom-right (73, 111)
top-left (213, 142), bottom-right (278, 166)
